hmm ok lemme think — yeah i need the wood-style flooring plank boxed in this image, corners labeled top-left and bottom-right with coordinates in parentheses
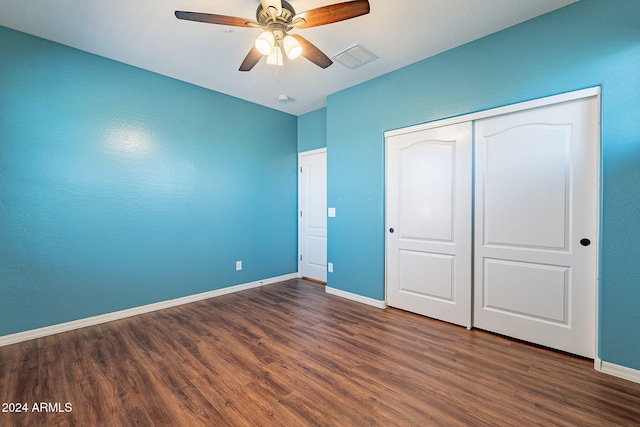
top-left (1, 279), bottom-right (640, 426)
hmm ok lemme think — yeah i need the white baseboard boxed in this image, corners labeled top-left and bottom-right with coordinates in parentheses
top-left (325, 286), bottom-right (387, 309)
top-left (595, 357), bottom-right (640, 384)
top-left (0, 273), bottom-right (298, 348)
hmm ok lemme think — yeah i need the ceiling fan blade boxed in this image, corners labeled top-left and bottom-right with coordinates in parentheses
top-left (175, 11), bottom-right (258, 28)
top-left (239, 46), bottom-right (264, 72)
top-left (290, 34), bottom-right (333, 69)
top-left (293, 0), bottom-right (370, 29)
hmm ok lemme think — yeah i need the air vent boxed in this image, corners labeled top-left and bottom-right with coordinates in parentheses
top-left (332, 44), bottom-right (378, 70)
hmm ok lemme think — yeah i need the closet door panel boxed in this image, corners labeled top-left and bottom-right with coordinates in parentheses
top-left (474, 96), bottom-right (599, 358)
top-left (386, 123), bottom-right (472, 328)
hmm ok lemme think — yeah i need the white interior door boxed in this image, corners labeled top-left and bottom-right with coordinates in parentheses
top-left (298, 149), bottom-right (327, 282)
top-left (473, 96), bottom-right (599, 357)
top-left (386, 123), bottom-right (472, 328)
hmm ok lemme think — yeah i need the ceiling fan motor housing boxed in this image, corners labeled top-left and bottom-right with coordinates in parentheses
top-left (257, 1), bottom-right (296, 40)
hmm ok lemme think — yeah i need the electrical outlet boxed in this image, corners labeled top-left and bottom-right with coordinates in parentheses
top-left (327, 262), bottom-right (333, 273)
top-left (236, 260), bottom-right (242, 271)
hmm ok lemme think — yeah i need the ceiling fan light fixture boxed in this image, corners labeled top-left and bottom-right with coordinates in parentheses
top-left (266, 45), bottom-right (284, 66)
top-left (255, 31), bottom-right (275, 55)
top-left (283, 35), bottom-right (302, 60)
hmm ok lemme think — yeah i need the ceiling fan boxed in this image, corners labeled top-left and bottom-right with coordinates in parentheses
top-left (175, 0), bottom-right (370, 71)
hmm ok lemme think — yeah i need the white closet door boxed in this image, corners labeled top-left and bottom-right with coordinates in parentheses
top-left (386, 123), bottom-right (472, 328)
top-left (474, 97), bottom-right (599, 357)
top-left (298, 149), bottom-right (327, 282)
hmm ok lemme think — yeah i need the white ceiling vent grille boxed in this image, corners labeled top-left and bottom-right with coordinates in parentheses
top-left (332, 44), bottom-right (379, 70)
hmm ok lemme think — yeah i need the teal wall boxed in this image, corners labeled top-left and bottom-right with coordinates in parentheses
top-left (326, 0), bottom-right (640, 369)
top-left (297, 108), bottom-right (327, 152)
top-left (0, 27), bottom-right (298, 336)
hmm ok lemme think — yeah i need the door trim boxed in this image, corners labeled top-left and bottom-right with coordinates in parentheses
top-left (385, 87), bottom-right (600, 138)
top-left (384, 87), bottom-right (600, 363)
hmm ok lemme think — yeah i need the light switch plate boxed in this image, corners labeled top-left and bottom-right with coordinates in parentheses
top-left (236, 261), bottom-right (242, 271)
top-left (328, 208), bottom-right (336, 217)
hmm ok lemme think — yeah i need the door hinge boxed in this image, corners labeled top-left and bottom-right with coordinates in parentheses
top-left (300, 166), bottom-right (303, 173)
top-left (300, 255), bottom-right (303, 261)
top-left (300, 210), bottom-right (303, 217)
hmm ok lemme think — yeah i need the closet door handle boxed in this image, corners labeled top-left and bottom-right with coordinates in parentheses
top-left (389, 228), bottom-right (395, 234)
top-left (580, 238), bottom-right (591, 247)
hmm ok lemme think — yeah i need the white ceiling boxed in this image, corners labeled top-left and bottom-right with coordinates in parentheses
top-left (0, 0), bottom-right (576, 116)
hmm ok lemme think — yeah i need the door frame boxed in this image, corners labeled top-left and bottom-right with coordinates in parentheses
top-left (384, 87), bottom-right (601, 363)
top-left (298, 147), bottom-right (327, 282)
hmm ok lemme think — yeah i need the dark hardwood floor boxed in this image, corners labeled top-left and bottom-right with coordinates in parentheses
top-left (1, 279), bottom-right (639, 426)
